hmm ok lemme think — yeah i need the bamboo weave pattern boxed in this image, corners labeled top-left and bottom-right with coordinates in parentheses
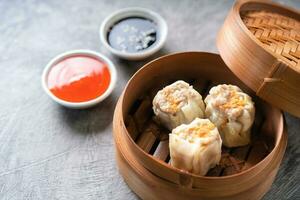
top-left (242, 11), bottom-right (300, 68)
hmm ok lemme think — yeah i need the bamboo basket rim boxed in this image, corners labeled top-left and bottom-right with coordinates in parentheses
top-left (233, 0), bottom-right (300, 73)
top-left (119, 51), bottom-right (285, 180)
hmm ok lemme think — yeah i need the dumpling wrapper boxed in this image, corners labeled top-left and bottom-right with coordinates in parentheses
top-left (153, 80), bottom-right (205, 130)
top-left (204, 84), bottom-right (255, 147)
top-left (169, 118), bottom-right (222, 176)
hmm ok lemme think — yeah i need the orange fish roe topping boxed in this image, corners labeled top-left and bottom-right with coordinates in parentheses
top-left (188, 122), bottom-right (215, 137)
top-left (177, 121), bottom-right (216, 143)
top-left (163, 90), bottom-right (185, 113)
top-left (219, 91), bottom-right (246, 110)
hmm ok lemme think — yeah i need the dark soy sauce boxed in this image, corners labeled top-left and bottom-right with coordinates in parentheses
top-left (107, 17), bottom-right (157, 53)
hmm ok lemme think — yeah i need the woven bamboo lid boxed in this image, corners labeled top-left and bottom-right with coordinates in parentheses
top-left (217, 0), bottom-right (300, 117)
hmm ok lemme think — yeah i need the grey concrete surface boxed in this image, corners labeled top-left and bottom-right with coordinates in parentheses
top-left (0, 0), bottom-right (299, 199)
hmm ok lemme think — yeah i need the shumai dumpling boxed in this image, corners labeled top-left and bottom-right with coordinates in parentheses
top-left (169, 118), bottom-right (222, 175)
top-left (153, 80), bottom-right (205, 130)
top-left (204, 84), bottom-right (255, 147)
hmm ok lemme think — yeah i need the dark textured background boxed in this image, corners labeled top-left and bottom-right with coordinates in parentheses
top-left (0, 0), bottom-right (299, 199)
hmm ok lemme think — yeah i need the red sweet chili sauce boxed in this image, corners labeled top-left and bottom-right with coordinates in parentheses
top-left (47, 56), bottom-right (111, 103)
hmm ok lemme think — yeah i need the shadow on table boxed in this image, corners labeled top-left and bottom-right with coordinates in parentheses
top-left (58, 95), bottom-right (116, 135)
top-left (115, 47), bottom-right (171, 78)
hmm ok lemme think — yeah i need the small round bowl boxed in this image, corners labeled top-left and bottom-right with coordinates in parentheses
top-left (100, 7), bottom-right (168, 60)
top-left (42, 49), bottom-right (117, 109)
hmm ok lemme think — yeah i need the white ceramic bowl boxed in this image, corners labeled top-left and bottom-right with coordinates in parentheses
top-left (42, 49), bottom-right (117, 109)
top-left (100, 7), bottom-right (168, 60)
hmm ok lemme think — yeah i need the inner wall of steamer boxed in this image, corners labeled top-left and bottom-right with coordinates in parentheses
top-left (239, 2), bottom-right (300, 20)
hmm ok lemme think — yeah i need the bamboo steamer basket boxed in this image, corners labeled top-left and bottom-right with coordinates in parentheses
top-left (217, 0), bottom-right (300, 117)
top-left (113, 52), bottom-right (287, 200)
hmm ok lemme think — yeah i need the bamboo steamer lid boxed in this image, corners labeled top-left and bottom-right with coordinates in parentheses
top-left (217, 0), bottom-right (300, 117)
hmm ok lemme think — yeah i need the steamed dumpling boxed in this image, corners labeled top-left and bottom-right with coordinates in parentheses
top-left (204, 84), bottom-right (255, 147)
top-left (169, 118), bottom-right (222, 175)
top-left (153, 80), bottom-right (205, 130)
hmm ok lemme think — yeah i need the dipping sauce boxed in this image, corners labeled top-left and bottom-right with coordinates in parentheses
top-left (47, 56), bottom-right (110, 103)
top-left (107, 17), bottom-right (157, 53)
